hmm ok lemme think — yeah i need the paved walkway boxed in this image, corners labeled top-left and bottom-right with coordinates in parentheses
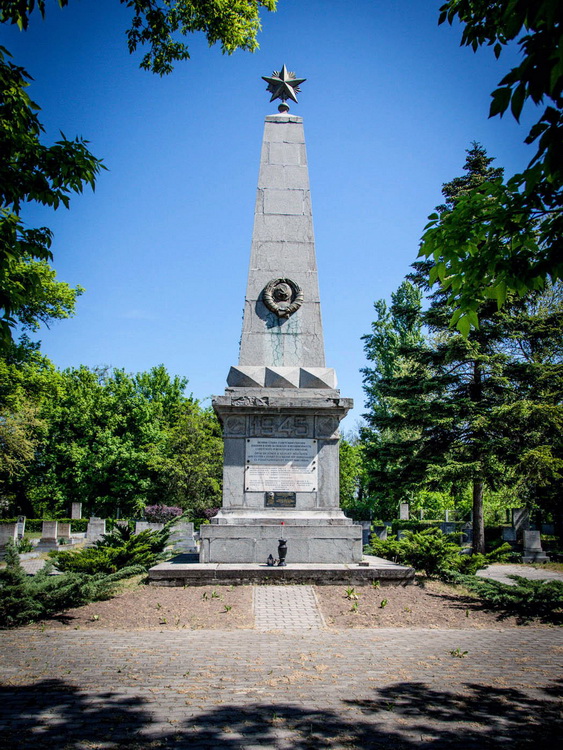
top-left (477, 563), bottom-right (563, 585)
top-left (1, 626), bottom-right (561, 749)
top-left (253, 585), bottom-right (325, 630)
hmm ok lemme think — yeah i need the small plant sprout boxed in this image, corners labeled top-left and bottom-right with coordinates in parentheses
top-left (345, 587), bottom-right (360, 600)
top-left (156, 602), bottom-right (162, 609)
top-left (380, 599), bottom-right (388, 609)
top-left (91, 614), bottom-right (100, 621)
top-left (371, 580), bottom-right (381, 589)
top-left (159, 617), bottom-right (167, 625)
top-left (350, 601), bottom-right (359, 613)
top-left (223, 604), bottom-right (232, 613)
top-left (211, 590), bottom-right (220, 599)
top-left (450, 648), bottom-right (468, 658)
top-left (202, 591), bottom-right (209, 600)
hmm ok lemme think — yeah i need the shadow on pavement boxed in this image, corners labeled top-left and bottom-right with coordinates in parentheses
top-left (0, 677), bottom-right (561, 748)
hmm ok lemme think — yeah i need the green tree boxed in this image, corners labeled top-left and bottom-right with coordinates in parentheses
top-left (364, 146), bottom-right (525, 552)
top-left (419, 1), bottom-right (563, 331)
top-left (0, 46), bottom-right (101, 347)
top-left (0, 0), bottom-right (277, 75)
top-left (339, 434), bottom-right (368, 520)
top-left (360, 280), bottom-right (425, 521)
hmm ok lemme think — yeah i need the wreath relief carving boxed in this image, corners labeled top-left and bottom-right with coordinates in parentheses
top-left (262, 278), bottom-right (303, 319)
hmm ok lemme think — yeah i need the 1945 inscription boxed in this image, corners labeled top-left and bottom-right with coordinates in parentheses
top-left (248, 415), bottom-right (312, 438)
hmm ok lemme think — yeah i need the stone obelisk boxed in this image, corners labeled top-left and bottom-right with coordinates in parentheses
top-left (200, 67), bottom-right (362, 563)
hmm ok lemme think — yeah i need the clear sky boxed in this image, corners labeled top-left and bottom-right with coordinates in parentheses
top-left (3, 0), bottom-right (536, 429)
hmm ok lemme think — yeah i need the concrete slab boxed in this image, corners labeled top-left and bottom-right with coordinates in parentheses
top-left (148, 554), bottom-right (414, 587)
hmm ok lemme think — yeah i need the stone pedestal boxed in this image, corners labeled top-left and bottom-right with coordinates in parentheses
top-left (201, 391), bottom-right (362, 563)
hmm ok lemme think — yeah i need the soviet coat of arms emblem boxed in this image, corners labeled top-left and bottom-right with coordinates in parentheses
top-left (262, 278), bottom-right (304, 319)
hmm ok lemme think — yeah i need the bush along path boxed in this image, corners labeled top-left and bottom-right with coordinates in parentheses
top-left (0, 541), bottom-right (144, 628)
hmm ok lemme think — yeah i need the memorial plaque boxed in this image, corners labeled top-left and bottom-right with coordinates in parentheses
top-left (265, 491), bottom-right (297, 508)
top-left (245, 438), bottom-right (317, 492)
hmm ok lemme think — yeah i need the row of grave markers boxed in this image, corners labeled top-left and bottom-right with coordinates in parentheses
top-left (0, 515), bottom-right (198, 555)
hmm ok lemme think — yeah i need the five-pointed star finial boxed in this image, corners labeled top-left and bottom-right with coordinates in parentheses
top-left (262, 65), bottom-right (306, 109)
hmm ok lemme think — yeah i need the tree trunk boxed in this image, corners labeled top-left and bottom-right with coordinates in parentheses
top-left (472, 478), bottom-right (485, 554)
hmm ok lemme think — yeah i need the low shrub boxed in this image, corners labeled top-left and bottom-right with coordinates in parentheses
top-left (367, 529), bottom-right (514, 578)
top-left (0, 541), bottom-right (144, 628)
top-left (50, 524), bottom-right (171, 575)
top-left (447, 571), bottom-right (563, 621)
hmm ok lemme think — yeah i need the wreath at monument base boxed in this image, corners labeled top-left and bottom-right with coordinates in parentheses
top-left (262, 277), bottom-right (303, 318)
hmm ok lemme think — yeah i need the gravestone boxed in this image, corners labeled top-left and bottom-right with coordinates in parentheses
top-left (16, 515), bottom-right (26, 539)
top-left (135, 521), bottom-right (164, 534)
top-left (440, 522), bottom-right (456, 535)
top-left (502, 526), bottom-right (517, 542)
top-left (512, 508), bottom-right (530, 539)
top-left (522, 530), bottom-right (549, 563)
top-left (41, 521), bottom-right (58, 541)
top-left (168, 521), bottom-right (198, 553)
top-left (200, 71), bottom-right (362, 564)
top-left (87, 517), bottom-right (106, 543)
top-left (399, 503), bottom-right (409, 520)
top-left (57, 522), bottom-right (71, 541)
top-left (71, 502), bottom-right (82, 520)
top-left (0, 523), bottom-right (17, 551)
top-left (372, 525), bottom-right (388, 541)
top-left (360, 521), bottom-right (371, 547)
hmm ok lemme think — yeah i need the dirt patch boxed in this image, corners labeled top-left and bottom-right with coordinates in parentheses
top-left (27, 579), bottom-right (254, 631)
top-left (23, 576), bottom-right (557, 631)
top-left (315, 580), bottom-right (530, 629)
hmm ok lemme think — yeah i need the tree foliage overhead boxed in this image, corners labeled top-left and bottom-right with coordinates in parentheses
top-left (0, 0), bottom-right (277, 75)
top-left (363, 144), bottom-right (563, 549)
top-left (419, 1), bottom-right (563, 332)
top-left (0, 45), bottom-right (102, 347)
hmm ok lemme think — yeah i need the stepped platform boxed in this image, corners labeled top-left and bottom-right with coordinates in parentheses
top-left (148, 554), bottom-right (414, 587)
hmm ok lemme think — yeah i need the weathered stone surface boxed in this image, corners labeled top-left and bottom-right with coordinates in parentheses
top-left (201, 111), bottom-right (359, 567)
top-left (71, 502), bottom-right (82, 520)
top-left (0, 522), bottom-right (17, 549)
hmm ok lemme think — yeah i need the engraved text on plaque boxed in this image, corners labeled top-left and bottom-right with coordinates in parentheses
top-left (245, 438), bottom-right (317, 492)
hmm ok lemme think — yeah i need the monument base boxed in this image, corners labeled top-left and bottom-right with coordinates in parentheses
top-left (200, 520), bottom-right (362, 563)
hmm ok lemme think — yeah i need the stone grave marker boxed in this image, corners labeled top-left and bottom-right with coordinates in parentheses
top-left (71, 502), bottom-right (82, 520)
top-left (399, 503), bottom-right (409, 520)
top-left (522, 530), bottom-right (549, 563)
top-left (0, 522), bottom-right (17, 551)
top-left (16, 515), bottom-right (26, 539)
top-left (87, 517), bottom-right (106, 543)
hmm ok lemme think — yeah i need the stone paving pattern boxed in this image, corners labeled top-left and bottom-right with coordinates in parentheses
top-left (253, 585), bottom-right (325, 630)
top-left (1, 625), bottom-right (562, 749)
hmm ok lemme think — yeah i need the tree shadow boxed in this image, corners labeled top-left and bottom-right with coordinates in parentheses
top-left (0, 677), bottom-right (561, 749)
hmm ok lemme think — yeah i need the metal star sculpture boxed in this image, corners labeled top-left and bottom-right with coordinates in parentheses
top-left (262, 65), bottom-right (306, 111)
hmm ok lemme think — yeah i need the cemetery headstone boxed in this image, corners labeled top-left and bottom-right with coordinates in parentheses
top-left (399, 503), bottom-right (409, 521)
top-left (135, 521), bottom-right (164, 534)
top-left (87, 517), bottom-right (106, 543)
top-left (522, 530), bottom-right (549, 563)
top-left (41, 521), bottom-right (58, 541)
top-left (71, 502), bottom-right (82, 520)
top-left (168, 521), bottom-right (198, 554)
top-left (372, 525), bottom-right (388, 541)
top-left (502, 526), bottom-right (517, 542)
top-left (0, 522), bottom-right (17, 551)
top-left (58, 522), bottom-right (71, 541)
top-left (16, 515), bottom-right (26, 539)
top-left (512, 508), bottom-right (529, 538)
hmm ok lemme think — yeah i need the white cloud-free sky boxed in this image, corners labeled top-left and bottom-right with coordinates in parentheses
top-left (4, 0), bottom-right (536, 427)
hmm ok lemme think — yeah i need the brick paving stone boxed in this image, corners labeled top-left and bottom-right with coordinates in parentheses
top-left (253, 584), bottom-right (325, 630)
top-left (0, 628), bottom-right (562, 748)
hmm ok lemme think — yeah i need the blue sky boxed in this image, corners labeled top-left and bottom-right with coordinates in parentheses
top-left (3, 0), bottom-right (536, 428)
